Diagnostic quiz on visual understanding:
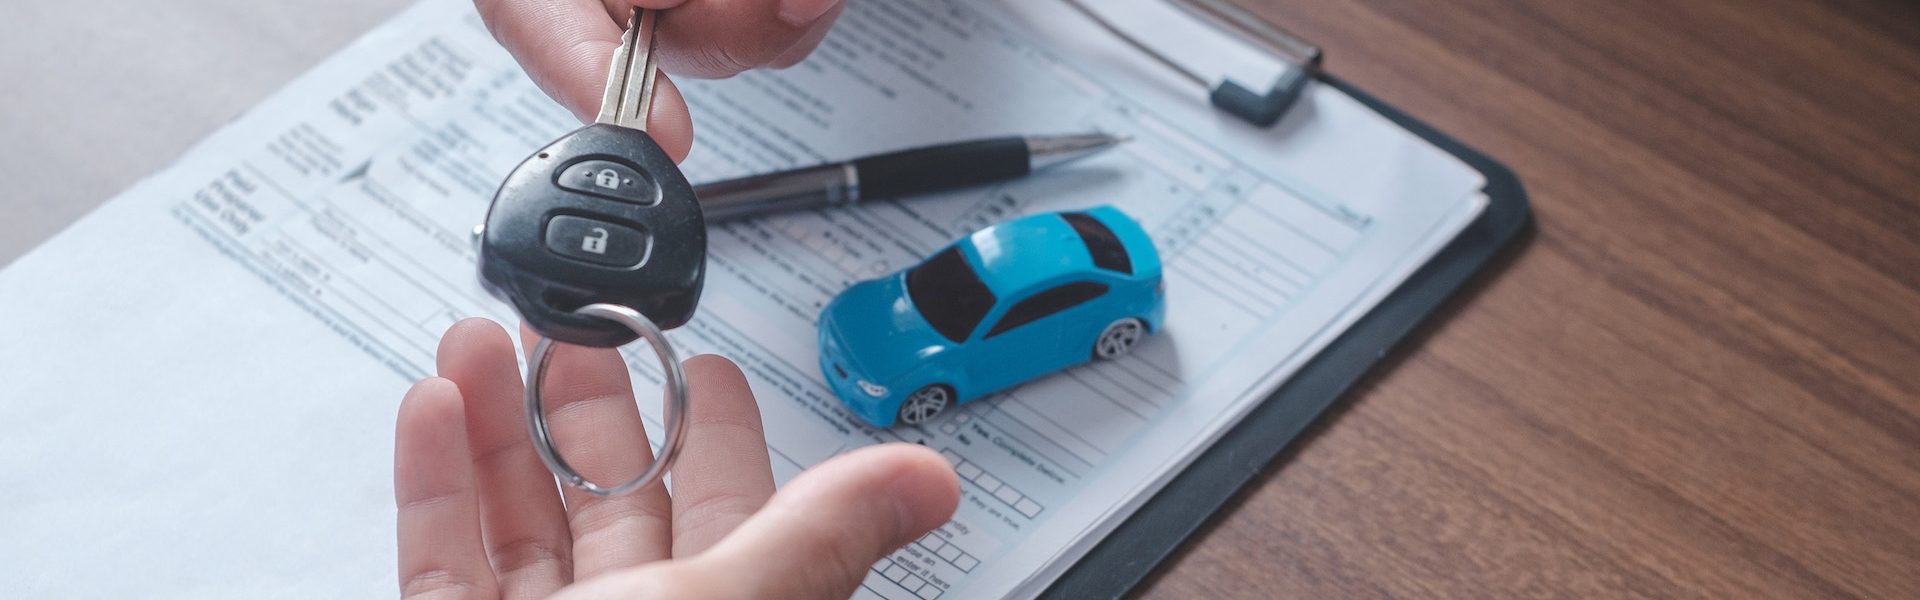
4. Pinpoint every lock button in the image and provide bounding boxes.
[556,160,659,205]
[544,215,650,268]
